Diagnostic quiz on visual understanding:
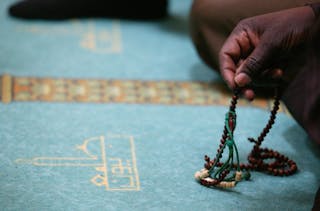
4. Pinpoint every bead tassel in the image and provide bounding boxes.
[196,88,298,187]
